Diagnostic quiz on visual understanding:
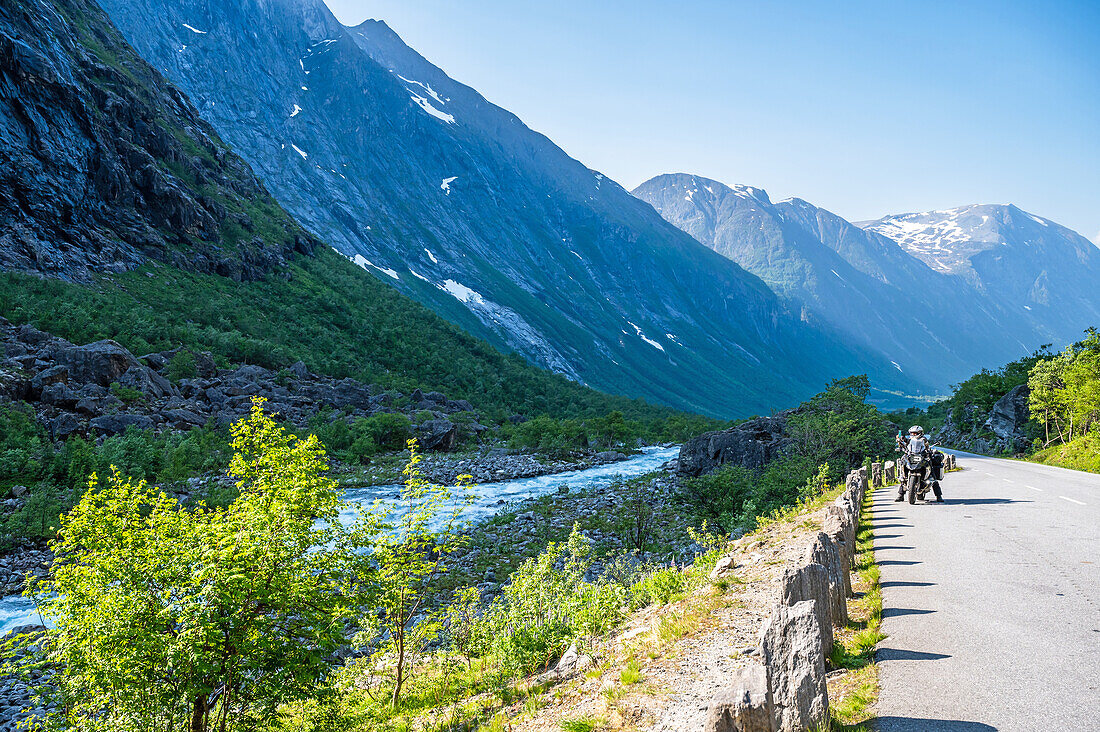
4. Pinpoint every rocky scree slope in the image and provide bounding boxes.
[0,316,484,447]
[97,0,915,417]
[0,0,318,281]
[634,174,1098,394]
